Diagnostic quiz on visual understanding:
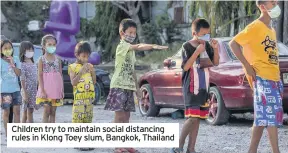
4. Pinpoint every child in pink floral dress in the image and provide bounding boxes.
[36,34,64,123]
